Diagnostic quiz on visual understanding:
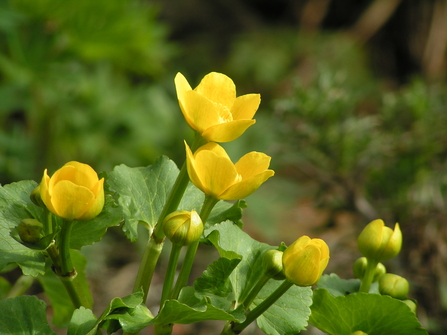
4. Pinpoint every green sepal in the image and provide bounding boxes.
[309,288,427,335]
